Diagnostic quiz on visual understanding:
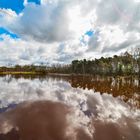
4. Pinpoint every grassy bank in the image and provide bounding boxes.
[0,71,40,75]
